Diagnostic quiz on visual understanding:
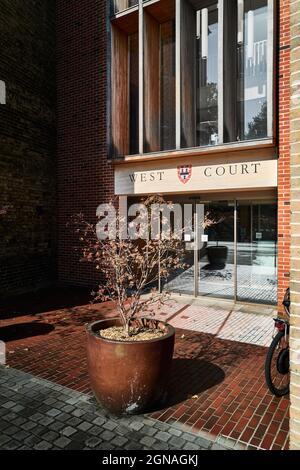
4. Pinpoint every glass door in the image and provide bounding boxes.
[237,201,277,304]
[197,201,235,300]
